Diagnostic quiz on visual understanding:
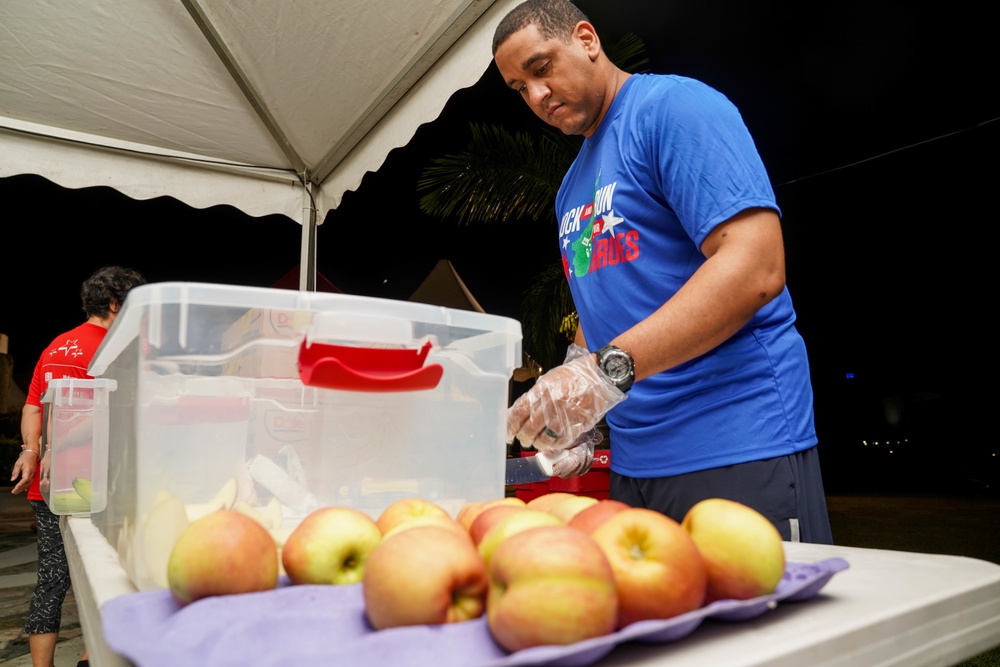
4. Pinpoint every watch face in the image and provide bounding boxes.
[598,346,634,391]
[604,353,631,381]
